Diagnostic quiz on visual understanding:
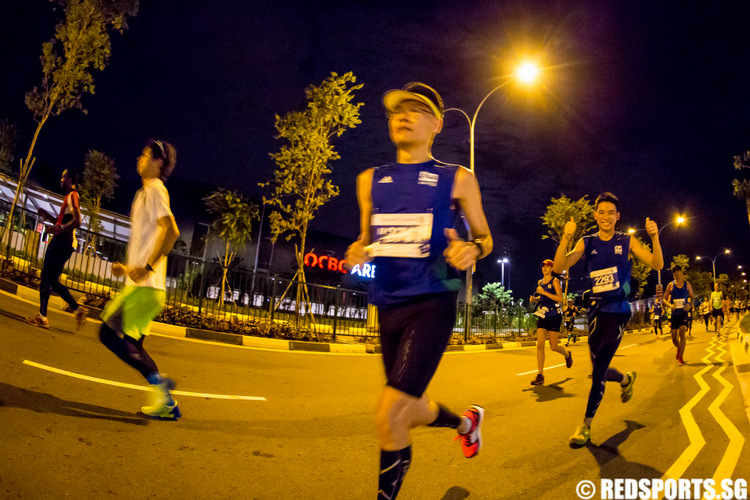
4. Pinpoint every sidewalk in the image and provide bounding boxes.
[1,277,557,354]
